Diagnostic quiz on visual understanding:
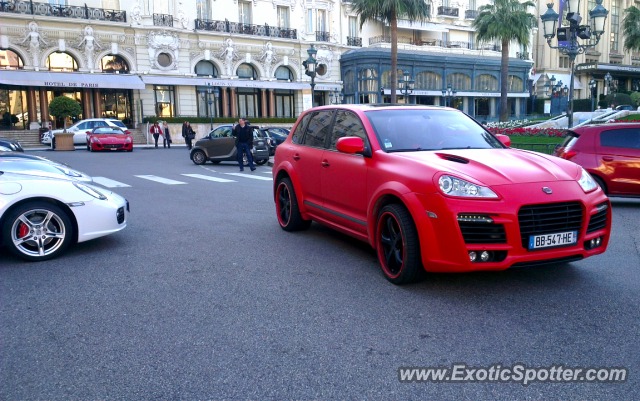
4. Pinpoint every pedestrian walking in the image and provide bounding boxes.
[162,121,172,148]
[150,122,162,148]
[182,121,195,150]
[233,118,255,172]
